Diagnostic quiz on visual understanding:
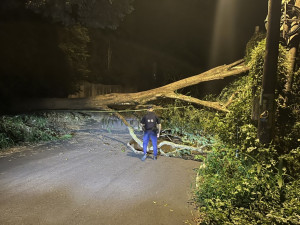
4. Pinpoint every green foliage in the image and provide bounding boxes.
[215,38,290,153]
[196,146,300,224]
[161,101,215,147]
[0,115,55,146]
[0,112,87,150]
[246,38,289,94]
[162,37,300,224]
[244,31,266,64]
